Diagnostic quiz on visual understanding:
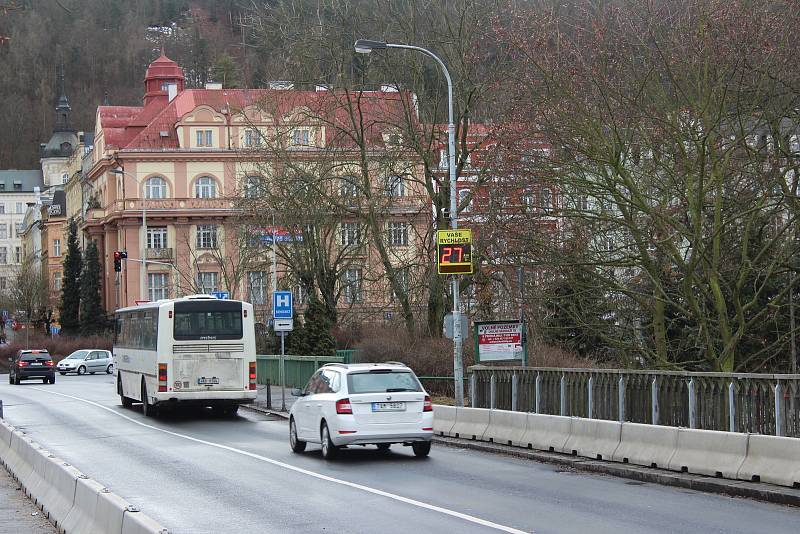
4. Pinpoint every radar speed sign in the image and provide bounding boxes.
[437,229,473,275]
